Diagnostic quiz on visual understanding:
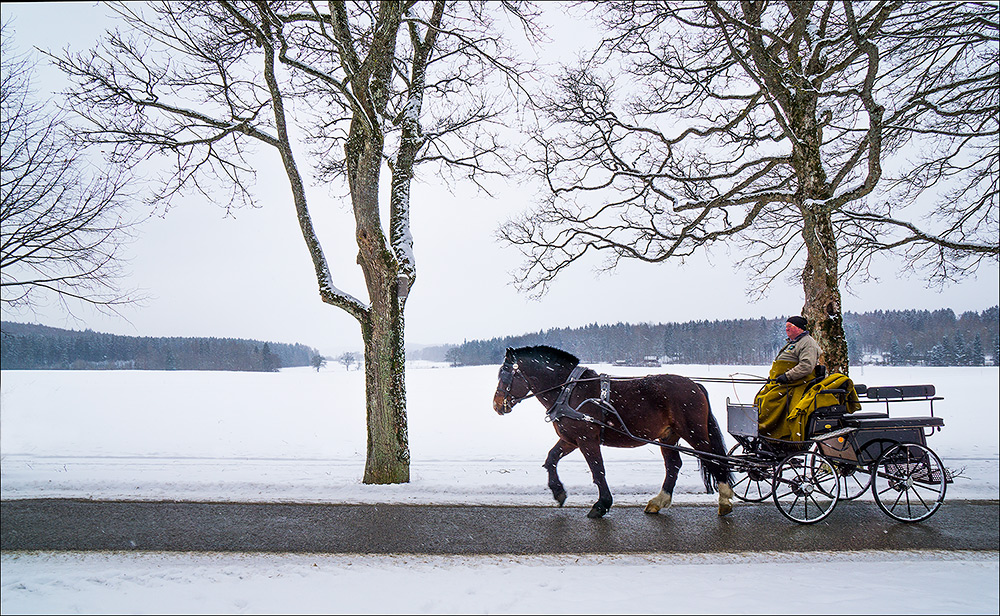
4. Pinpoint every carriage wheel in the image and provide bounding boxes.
[836,439,893,500]
[727,442,774,502]
[872,443,947,523]
[772,451,840,524]
[836,462,873,500]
